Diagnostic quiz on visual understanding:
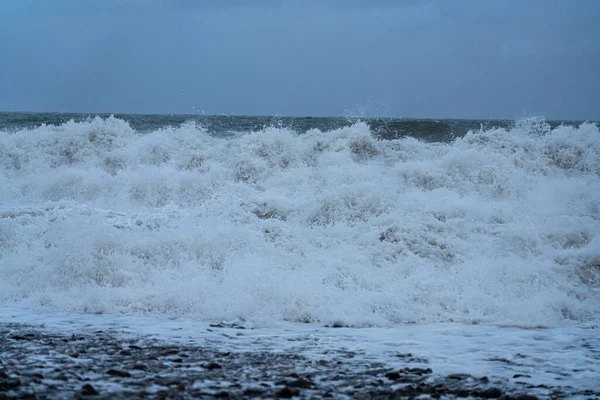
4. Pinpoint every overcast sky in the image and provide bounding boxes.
[0,0,598,119]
